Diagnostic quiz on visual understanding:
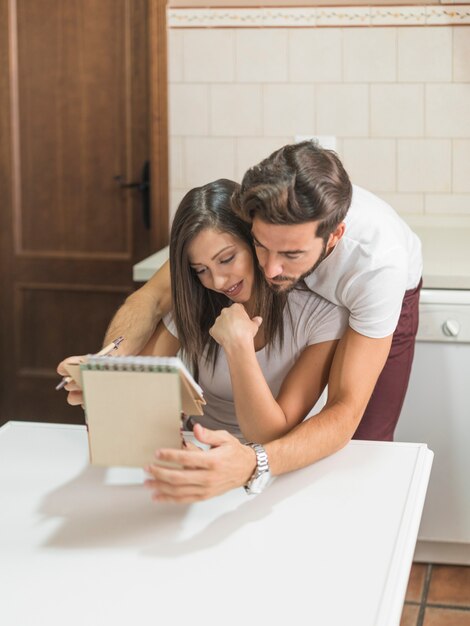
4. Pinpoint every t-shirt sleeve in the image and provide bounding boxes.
[344,265,408,338]
[303,299,349,346]
[162,312,178,338]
